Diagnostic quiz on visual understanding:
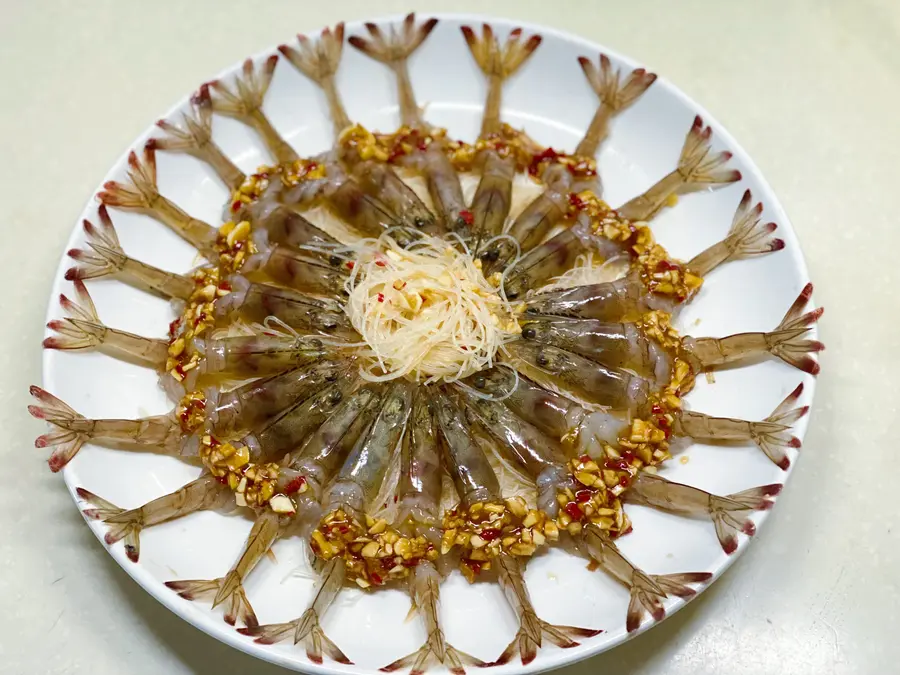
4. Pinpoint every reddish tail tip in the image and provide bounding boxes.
[770,239,786,251]
[125,545,139,563]
[48,456,66,473]
[34,435,48,448]
[308,655,324,665]
[777,456,792,471]
[27,404,45,419]
[742,521,757,537]
[722,537,738,555]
